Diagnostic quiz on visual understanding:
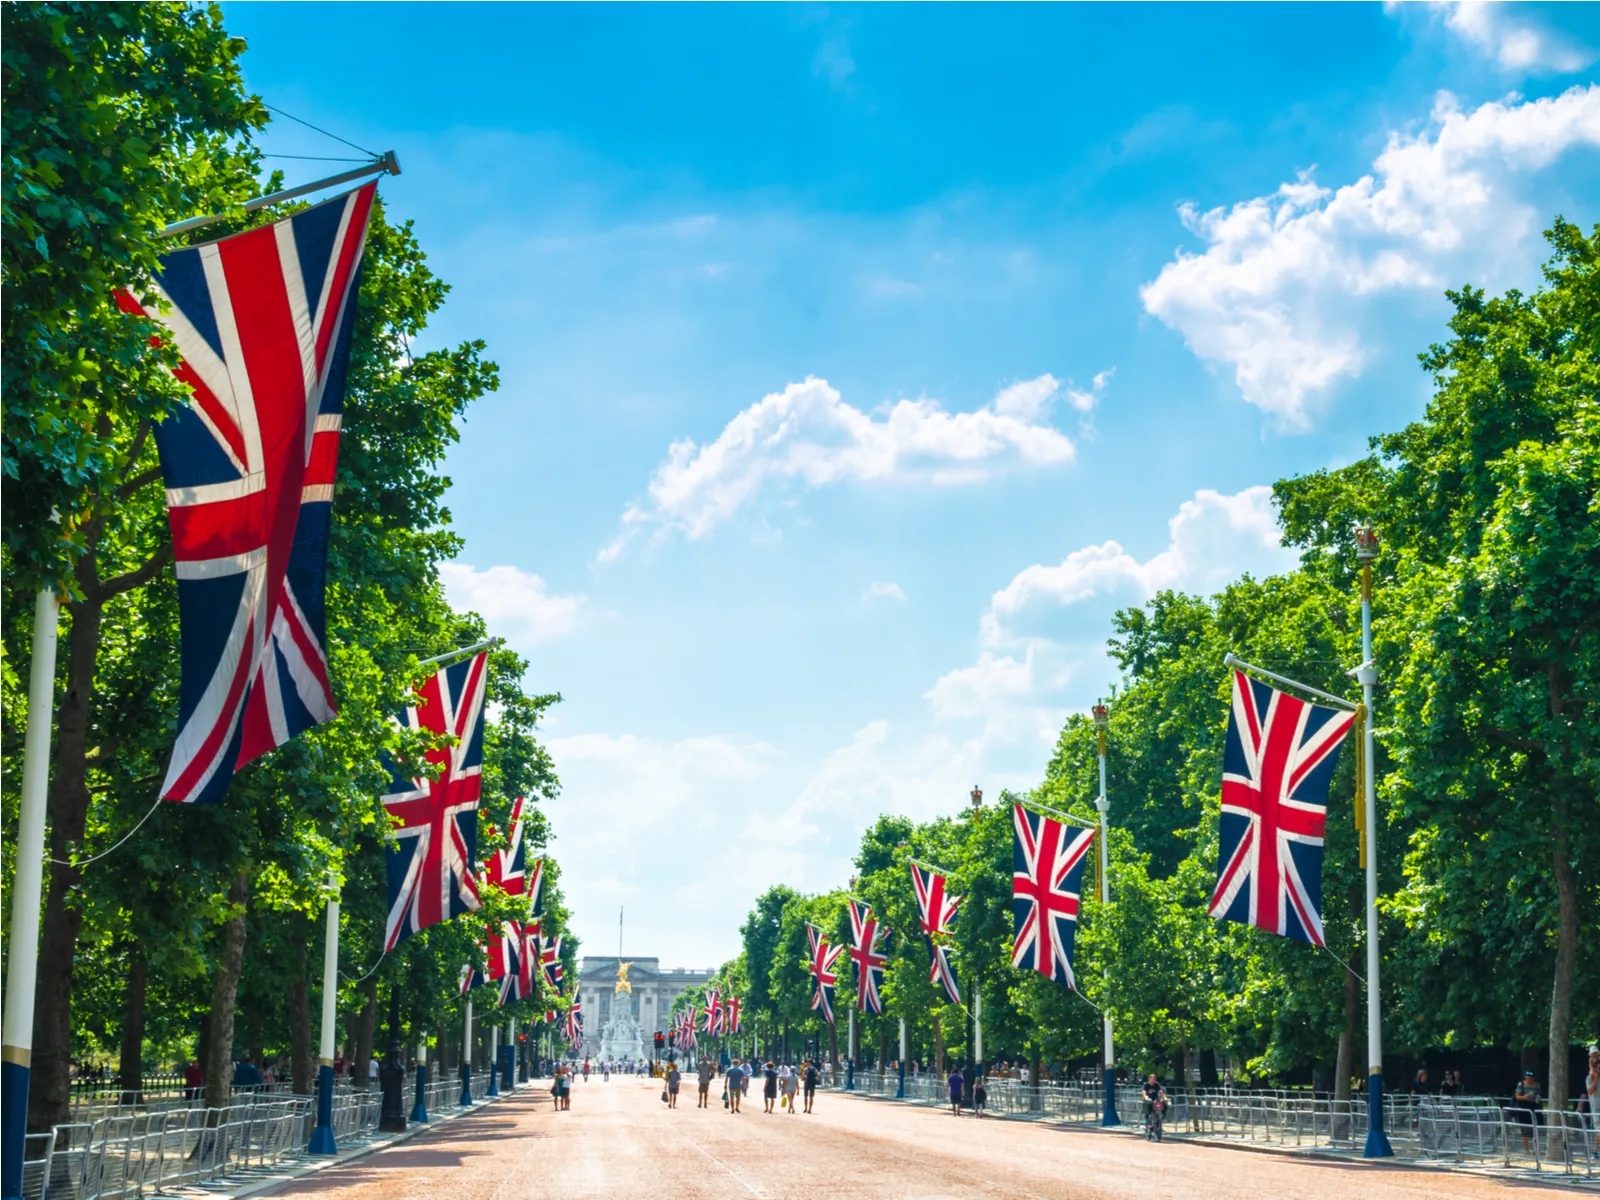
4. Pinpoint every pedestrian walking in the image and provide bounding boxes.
[780,1064,798,1113]
[666,1062,682,1108]
[697,1055,716,1108]
[947,1066,965,1116]
[1584,1050,1599,1151]
[1512,1070,1540,1154]
[803,1060,818,1113]
[725,1060,745,1113]
[973,1073,987,1118]
[763,1061,778,1113]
